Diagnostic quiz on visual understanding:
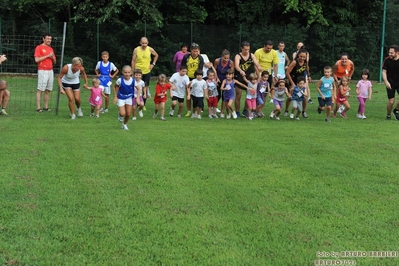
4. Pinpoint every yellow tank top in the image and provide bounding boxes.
[187,56,200,78]
[136,46,151,74]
